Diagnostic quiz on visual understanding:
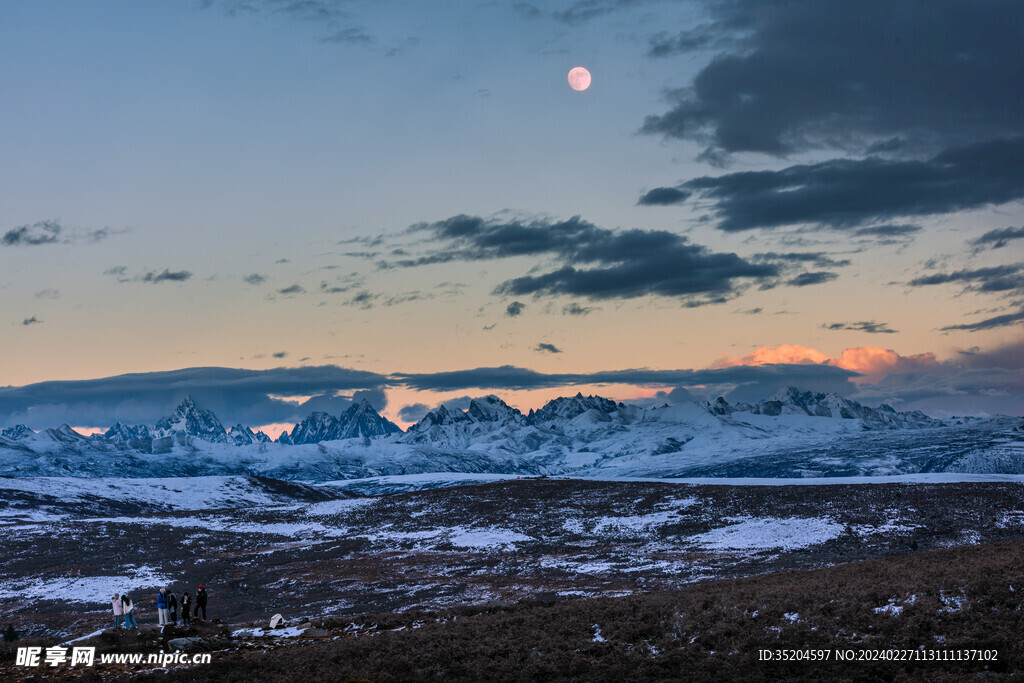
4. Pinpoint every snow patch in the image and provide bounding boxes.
[0,566,170,603]
[690,516,844,551]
